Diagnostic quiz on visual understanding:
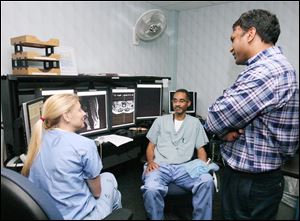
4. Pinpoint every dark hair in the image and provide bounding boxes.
[175,89,190,101]
[232,9,280,45]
